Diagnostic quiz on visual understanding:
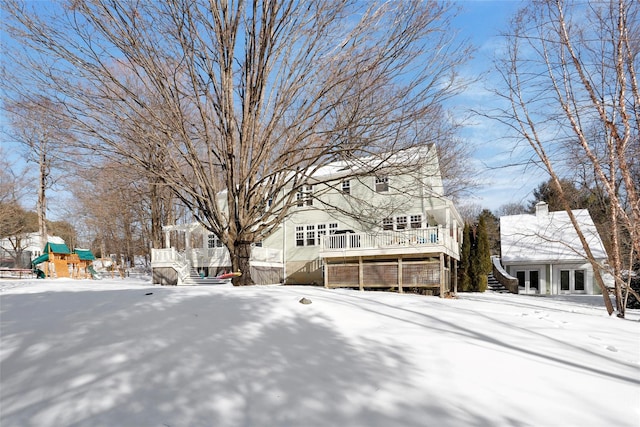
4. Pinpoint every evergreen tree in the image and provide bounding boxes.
[459,223,472,292]
[475,215,491,292]
[479,209,500,256]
